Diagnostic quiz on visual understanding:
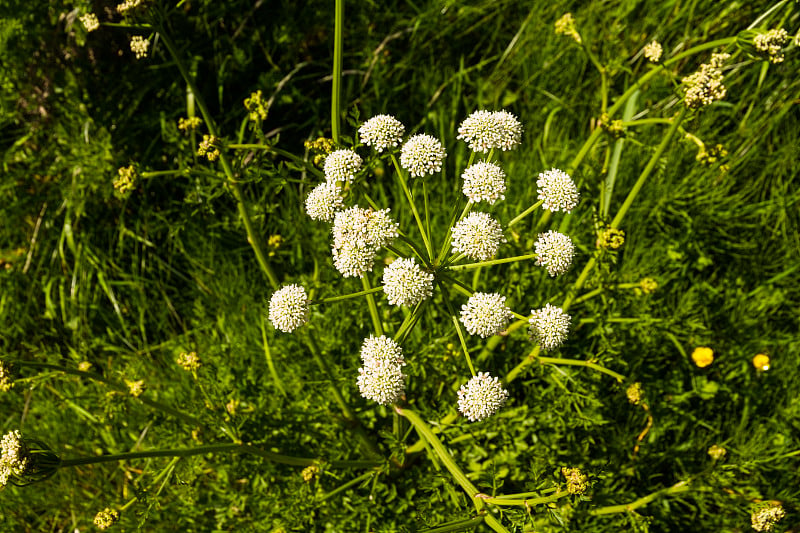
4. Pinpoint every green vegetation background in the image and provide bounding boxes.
[1,0,799,531]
